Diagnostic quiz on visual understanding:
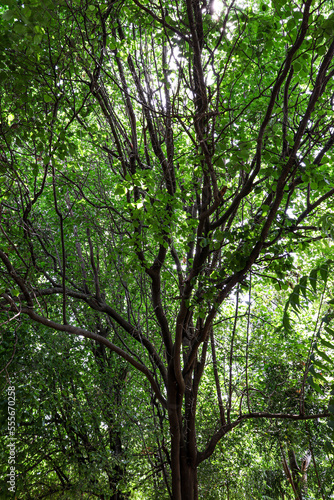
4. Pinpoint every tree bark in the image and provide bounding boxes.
[168,364,199,500]
[180,462,198,500]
